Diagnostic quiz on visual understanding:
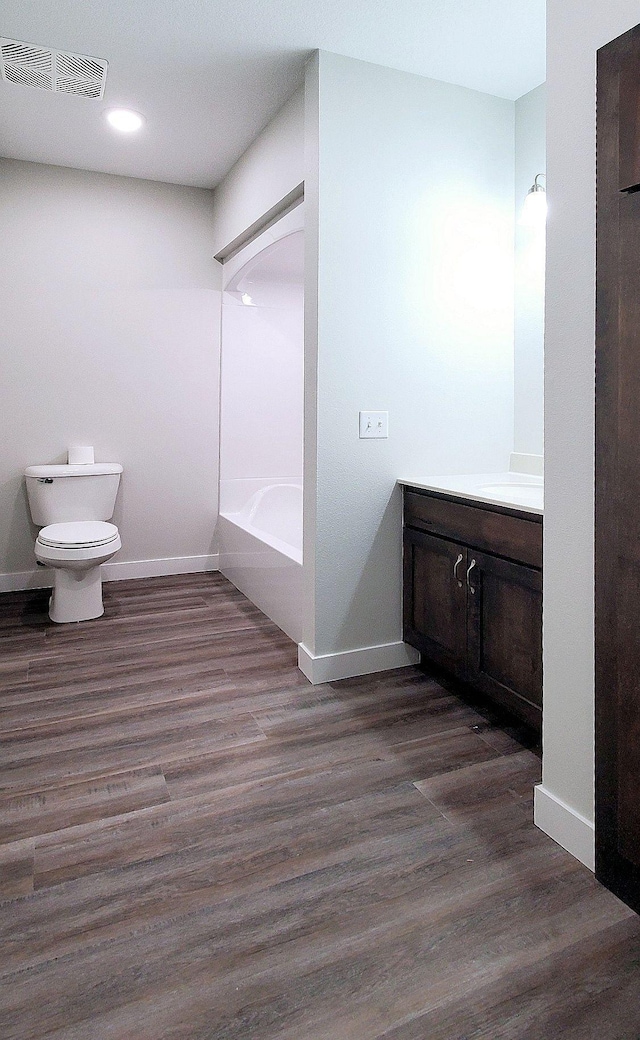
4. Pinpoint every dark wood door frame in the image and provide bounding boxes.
[596,22,640,913]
